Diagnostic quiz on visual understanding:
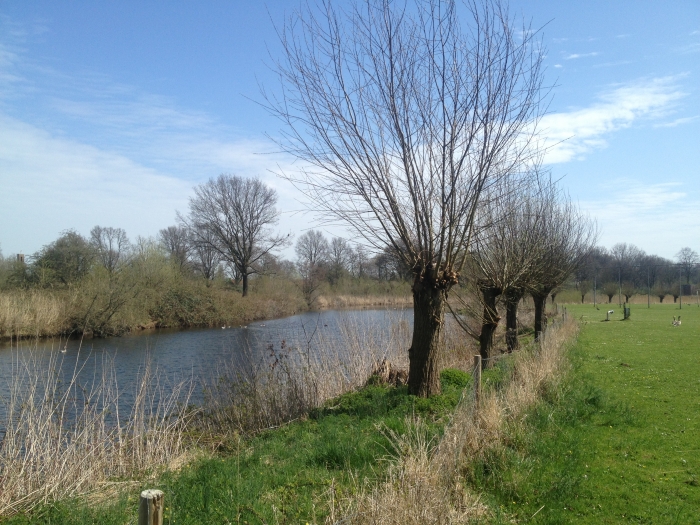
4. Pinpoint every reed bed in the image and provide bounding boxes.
[0,344,194,517]
[341,316,578,524]
[0,291,70,339]
[198,313,412,437]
